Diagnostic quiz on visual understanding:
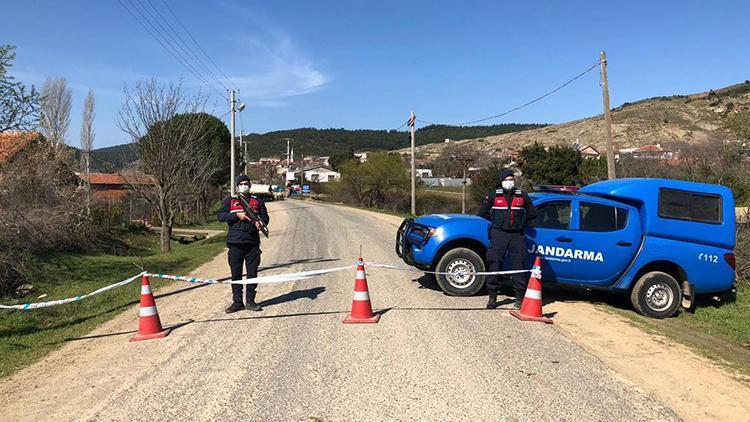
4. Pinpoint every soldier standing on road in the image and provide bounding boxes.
[218,175,270,313]
[478,168,537,310]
